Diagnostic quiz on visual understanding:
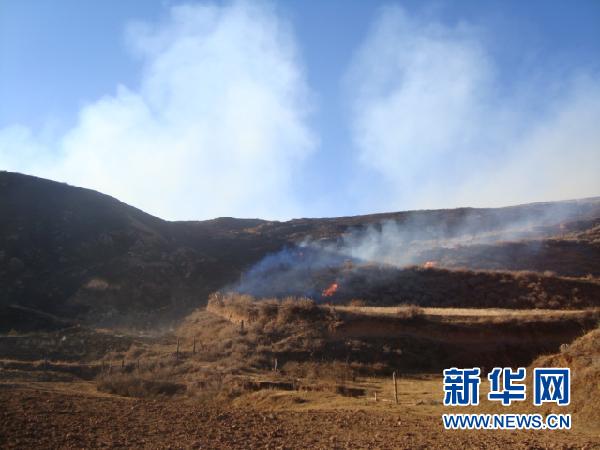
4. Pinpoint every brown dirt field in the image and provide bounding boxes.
[1,380,598,449]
